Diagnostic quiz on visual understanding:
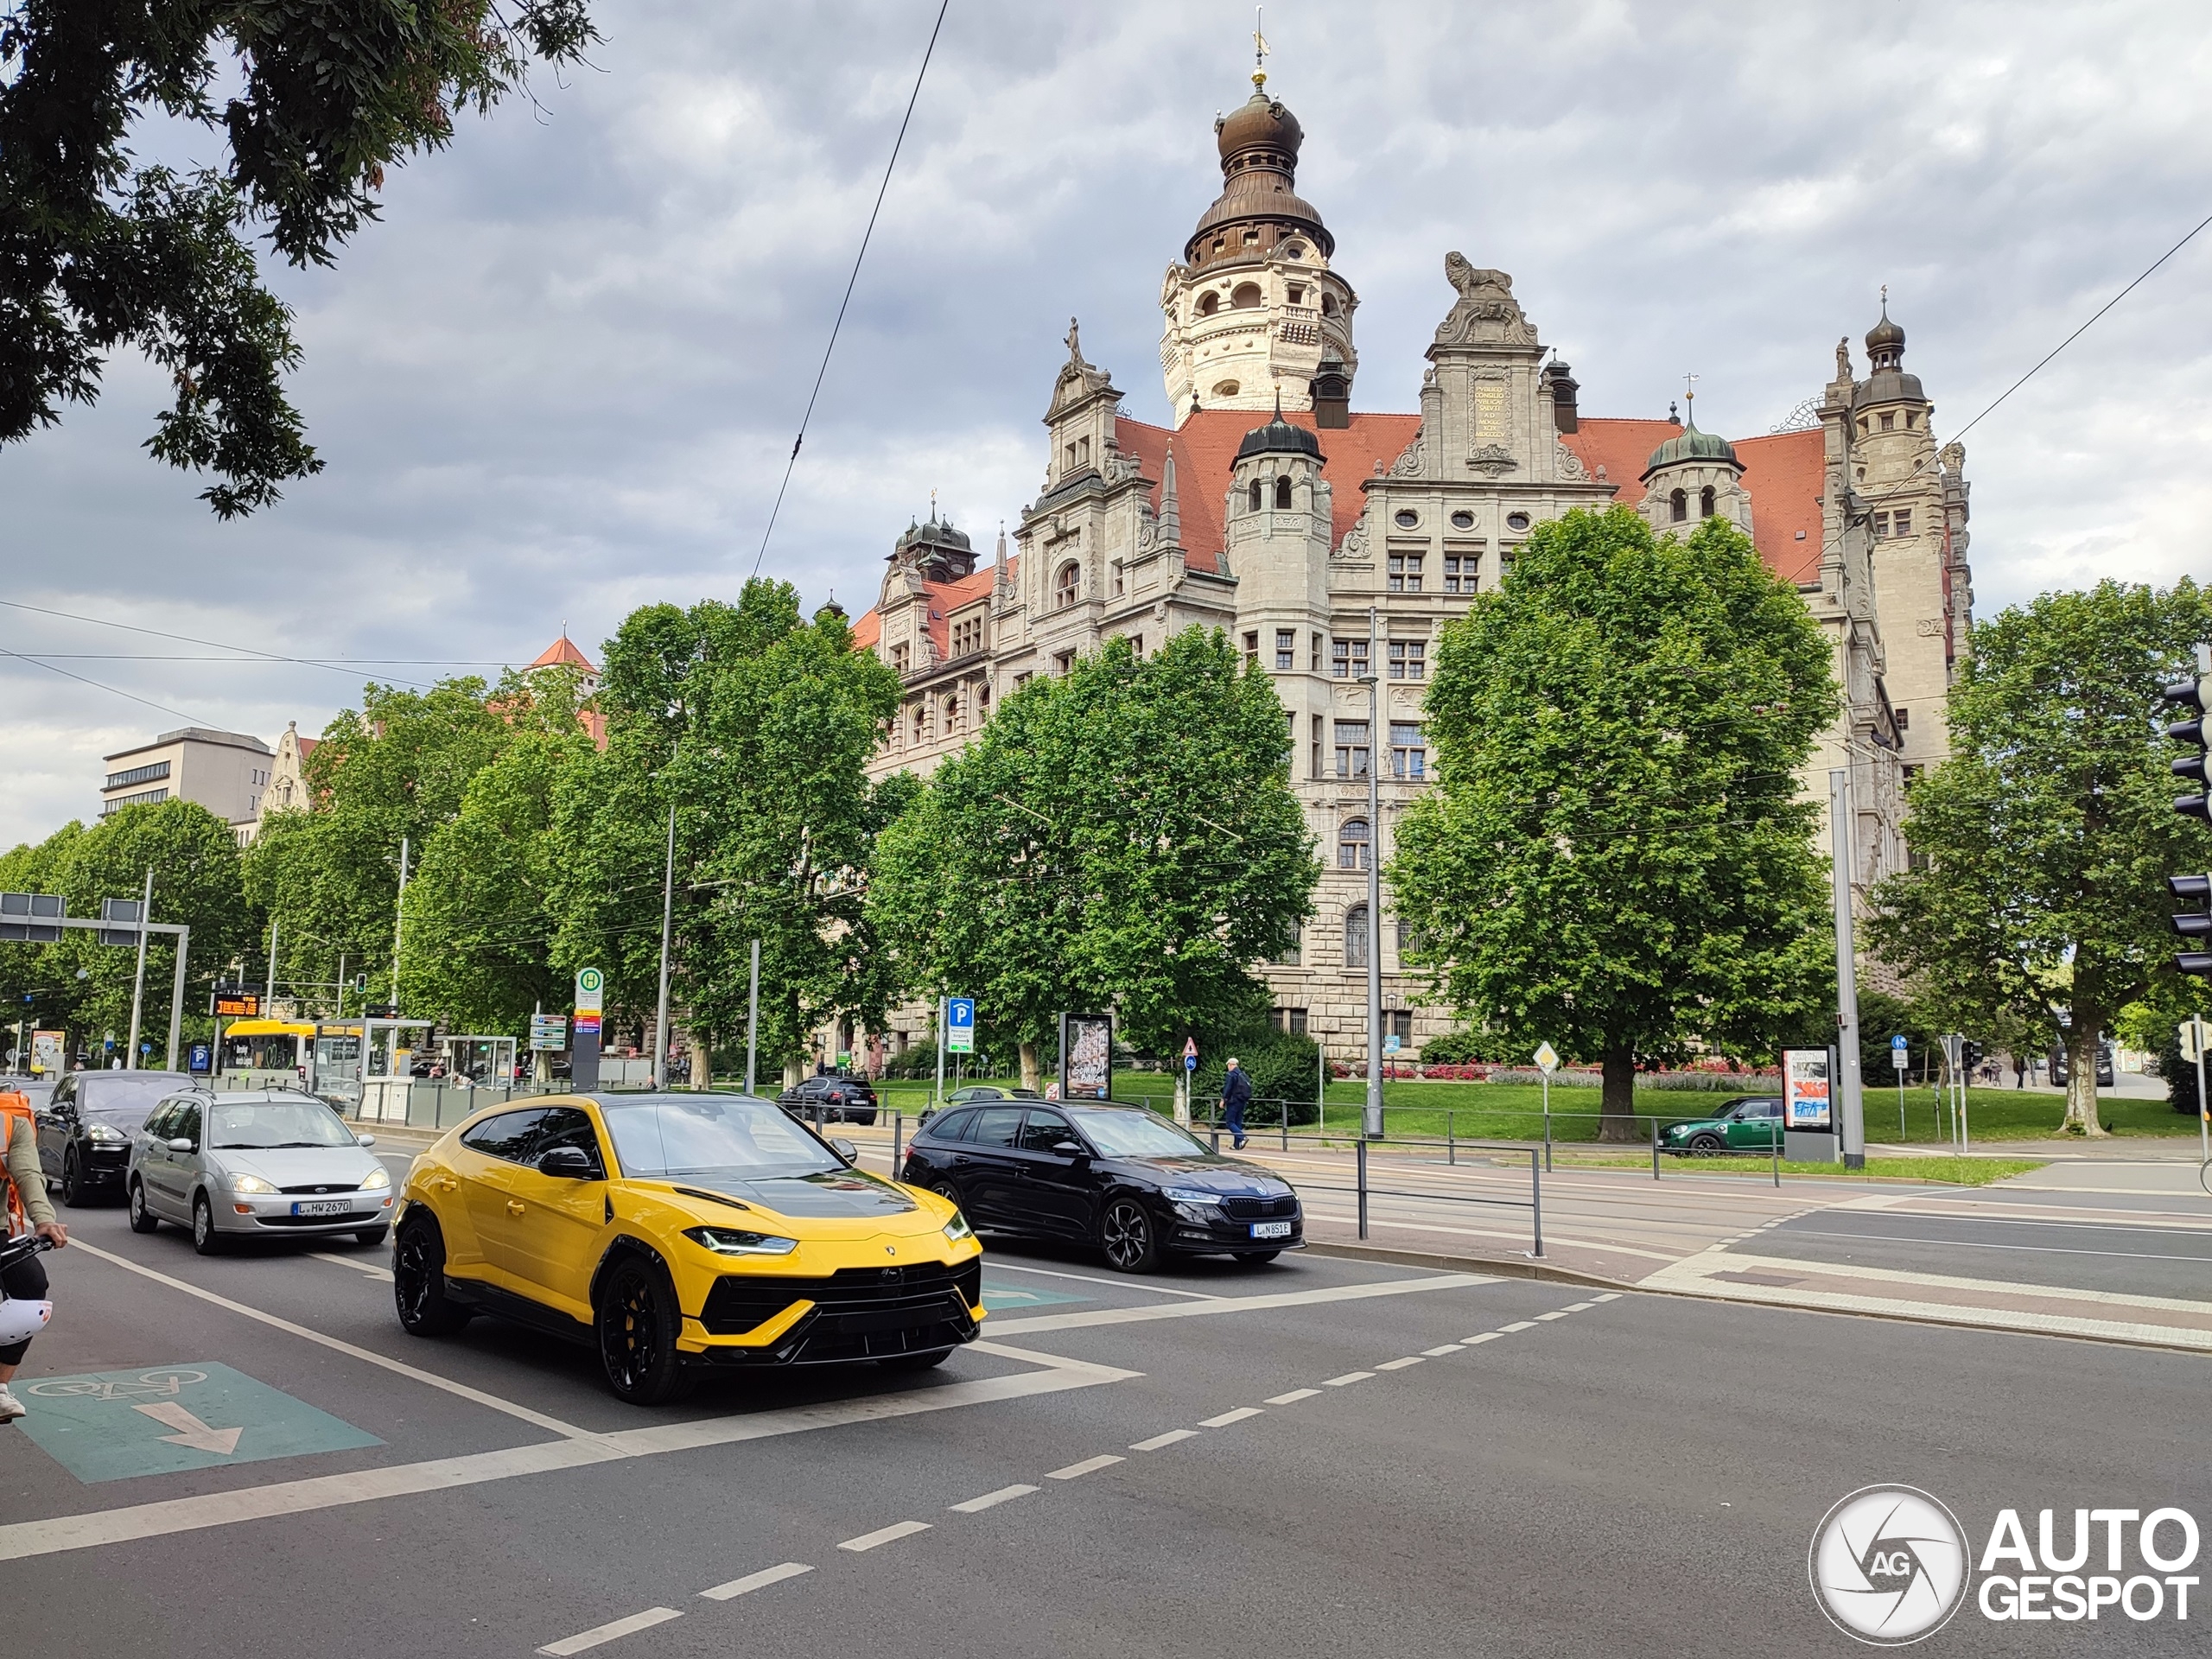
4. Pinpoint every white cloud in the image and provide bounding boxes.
[4,0,2209,847]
